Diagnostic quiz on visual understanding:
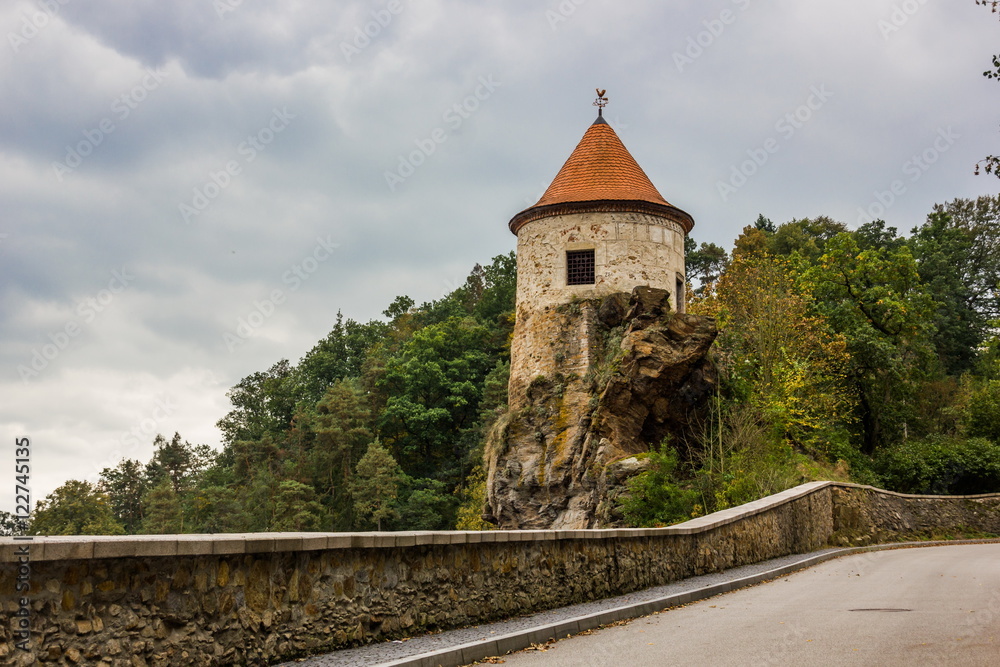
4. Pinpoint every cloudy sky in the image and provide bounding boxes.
[1,0,997,510]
